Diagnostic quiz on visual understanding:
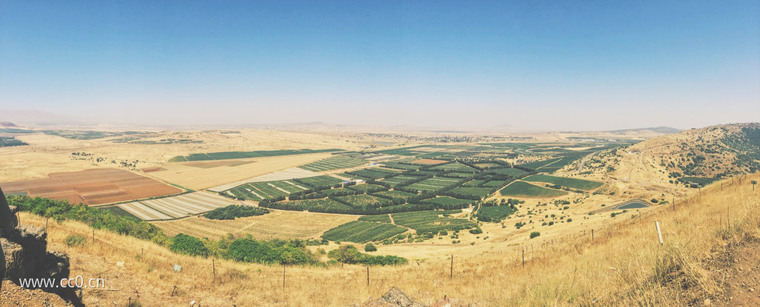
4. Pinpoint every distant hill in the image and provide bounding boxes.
[0,122,17,128]
[631,123,760,178]
[607,126,681,135]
